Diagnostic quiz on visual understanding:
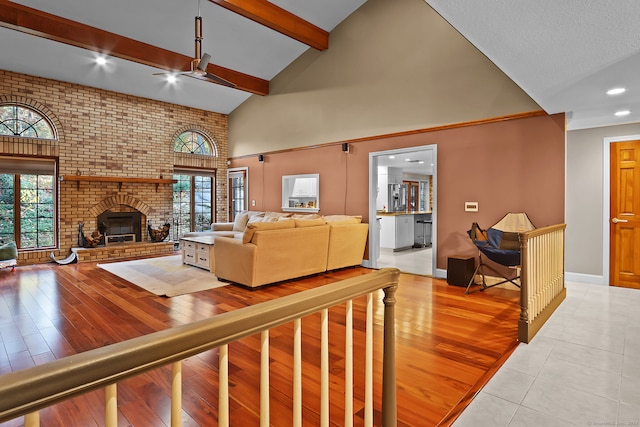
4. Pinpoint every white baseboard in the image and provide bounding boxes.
[564,272,607,286]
